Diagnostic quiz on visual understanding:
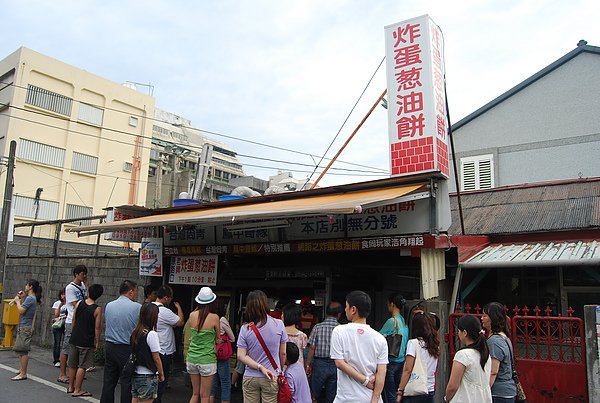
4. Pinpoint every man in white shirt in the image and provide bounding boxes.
[57,264,88,384]
[153,285,184,403]
[330,290,387,403]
